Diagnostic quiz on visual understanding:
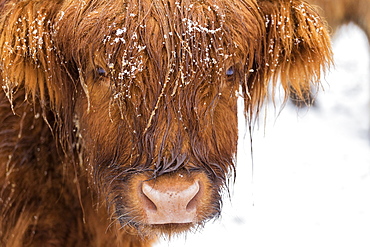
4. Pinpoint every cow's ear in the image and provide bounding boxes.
[259,0,333,98]
[0,1,63,108]
[243,0,332,114]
